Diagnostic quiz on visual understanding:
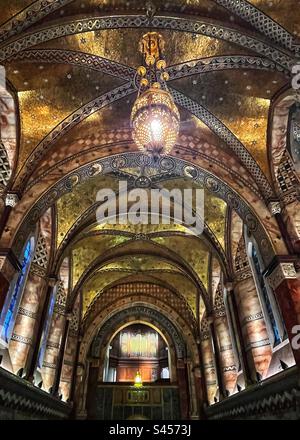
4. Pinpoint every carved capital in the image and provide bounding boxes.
[224,281,234,291]
[268,201,281,215]
[47,276,58,287]
[267,262,298,290]
[5,192,20,207]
